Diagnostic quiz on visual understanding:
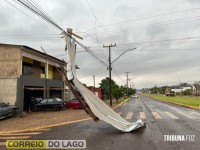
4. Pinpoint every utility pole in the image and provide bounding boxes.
[93,75,95,94]
[41,47,48,99]
[125,72,130,96]
[103,43,116,106]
